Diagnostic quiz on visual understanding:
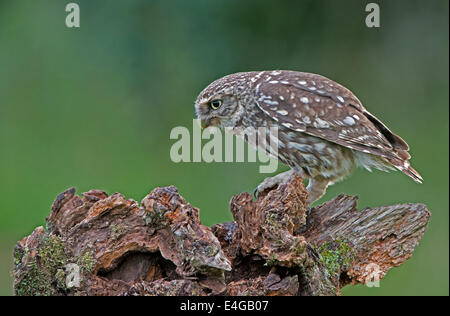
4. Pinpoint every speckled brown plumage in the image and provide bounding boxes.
[195,70,422,204]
